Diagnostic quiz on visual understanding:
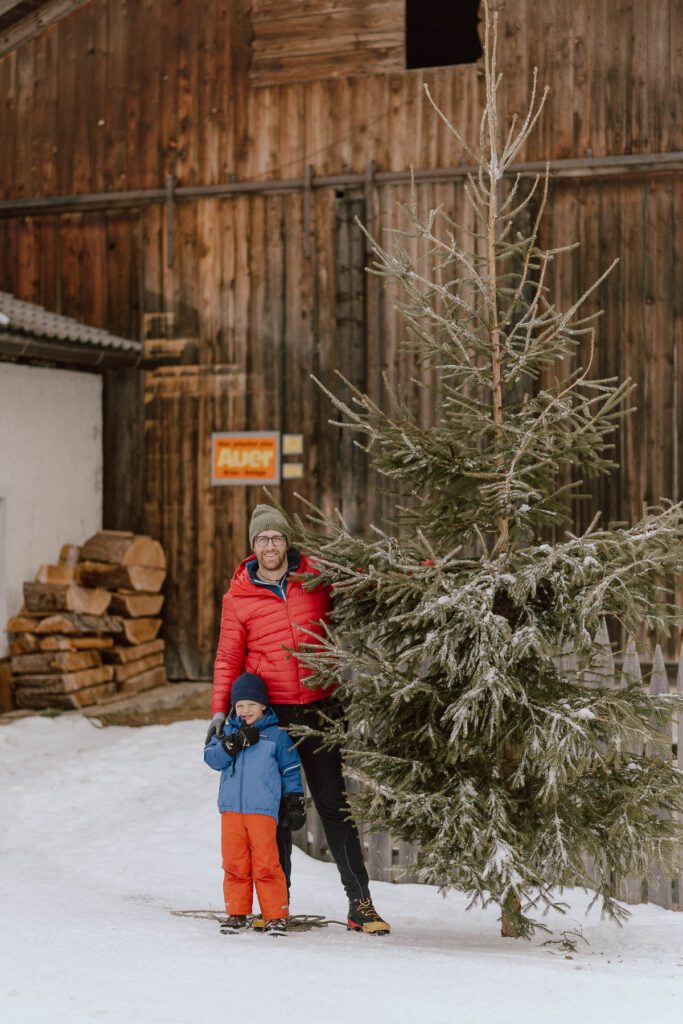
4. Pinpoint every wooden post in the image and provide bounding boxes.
[165,174,175,270]
[0,657,13,713]
[394,839,419,883]
[303,164,313,260]
[366,831,394,885]
[335,192,368,536]
[363,159,375,256]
